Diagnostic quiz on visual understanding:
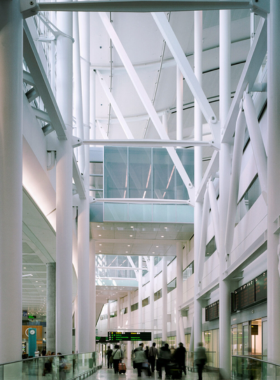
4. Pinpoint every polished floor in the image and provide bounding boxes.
[88,364,218,380]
